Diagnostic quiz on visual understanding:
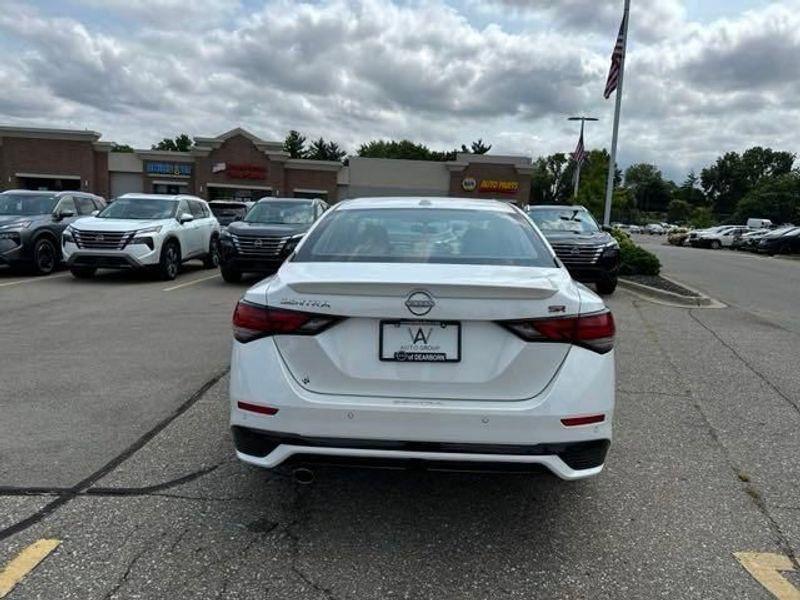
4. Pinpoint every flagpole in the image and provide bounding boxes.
[573,120,584,199]
[603,0,631,227]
